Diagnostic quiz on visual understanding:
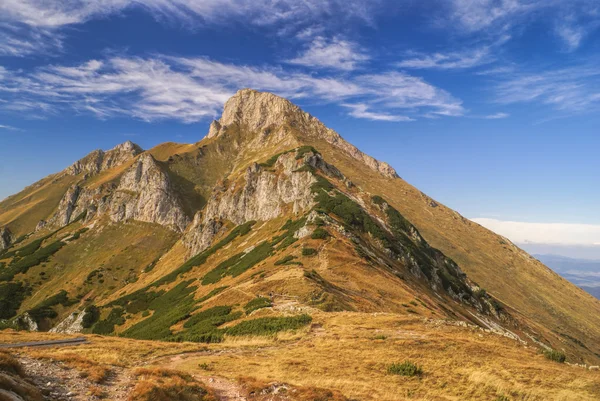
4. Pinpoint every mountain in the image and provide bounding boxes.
[1,89,600,374]
[535,254,600,300]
